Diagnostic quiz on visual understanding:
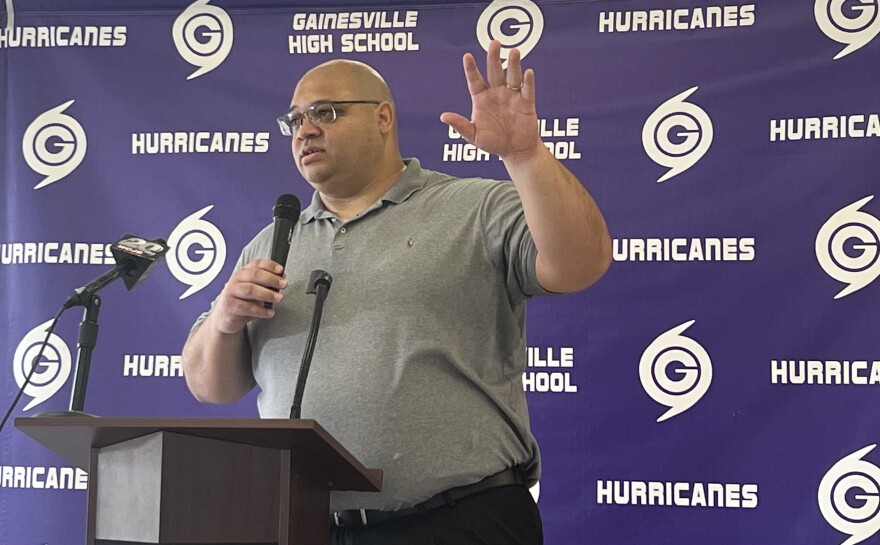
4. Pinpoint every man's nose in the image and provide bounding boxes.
[296,117,321,139]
